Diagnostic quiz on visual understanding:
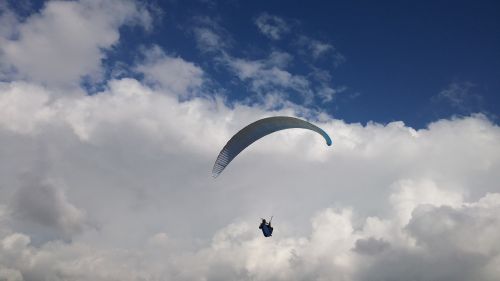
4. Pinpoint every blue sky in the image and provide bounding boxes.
[12,0,500,128]
[1,1,500,280]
